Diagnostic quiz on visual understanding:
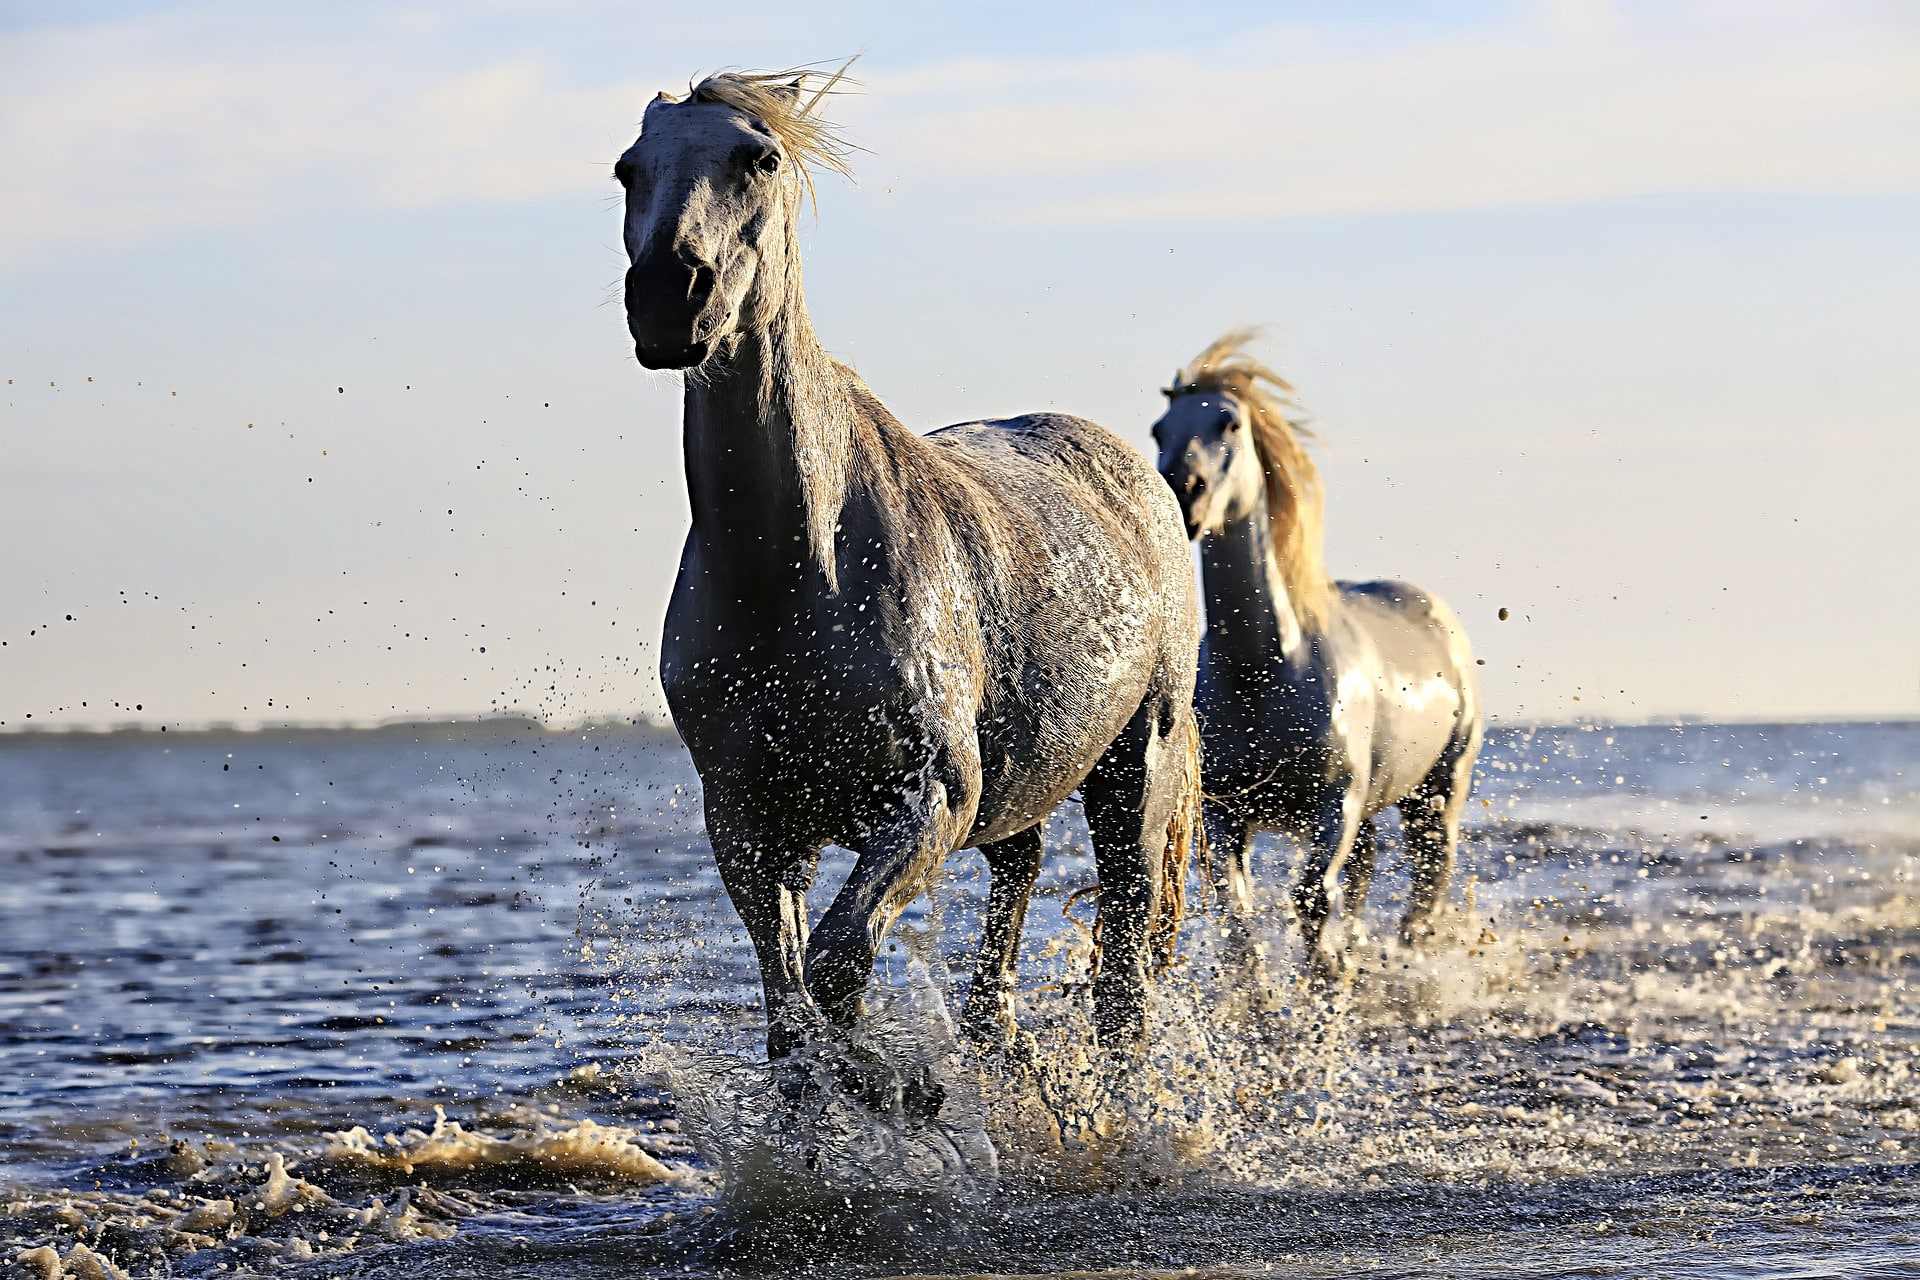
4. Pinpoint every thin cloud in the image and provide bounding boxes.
[852,6,1920,221]
[0,9,654,266]
[2,3,1914,266]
